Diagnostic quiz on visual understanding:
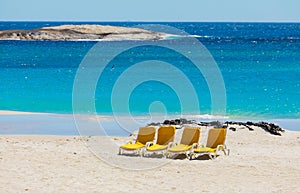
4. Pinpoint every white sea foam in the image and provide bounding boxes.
[162,34,203,40]
[0,34,204,42]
